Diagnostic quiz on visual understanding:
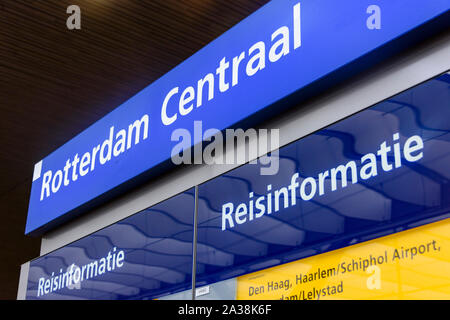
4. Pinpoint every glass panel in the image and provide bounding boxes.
[26,189,195,300]
[195,73,450,294]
